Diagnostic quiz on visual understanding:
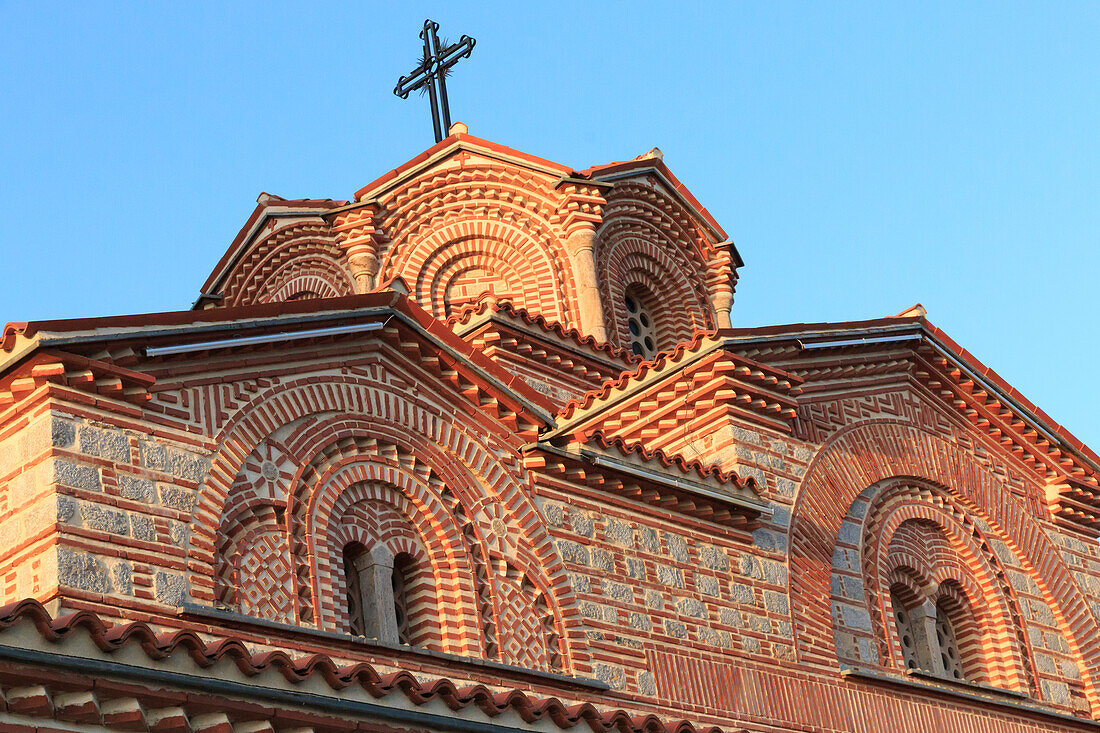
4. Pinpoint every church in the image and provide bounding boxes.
[0,118,1099,733]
